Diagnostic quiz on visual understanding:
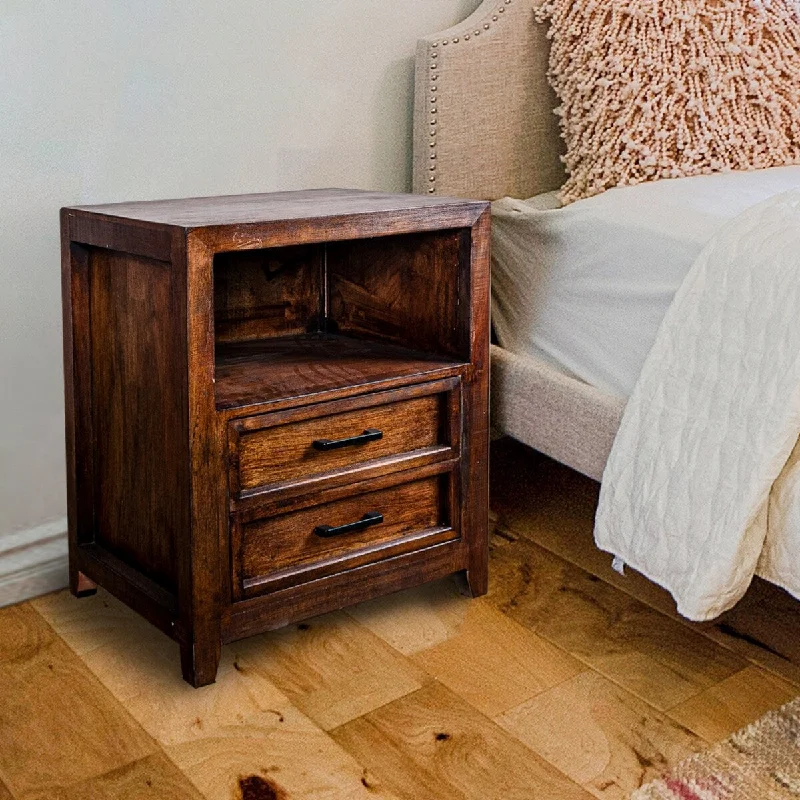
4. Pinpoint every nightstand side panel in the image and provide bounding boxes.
[62,212,192,630]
